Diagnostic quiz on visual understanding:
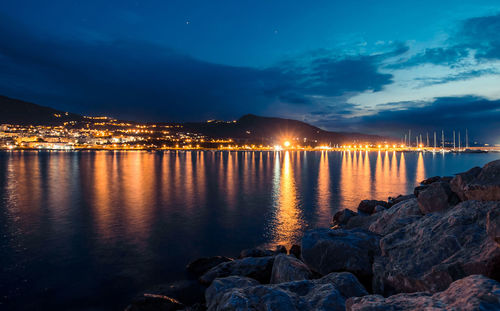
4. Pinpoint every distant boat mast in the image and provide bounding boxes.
[466,129,469,148]
[453,130,456,150]
[441,130,445,150]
